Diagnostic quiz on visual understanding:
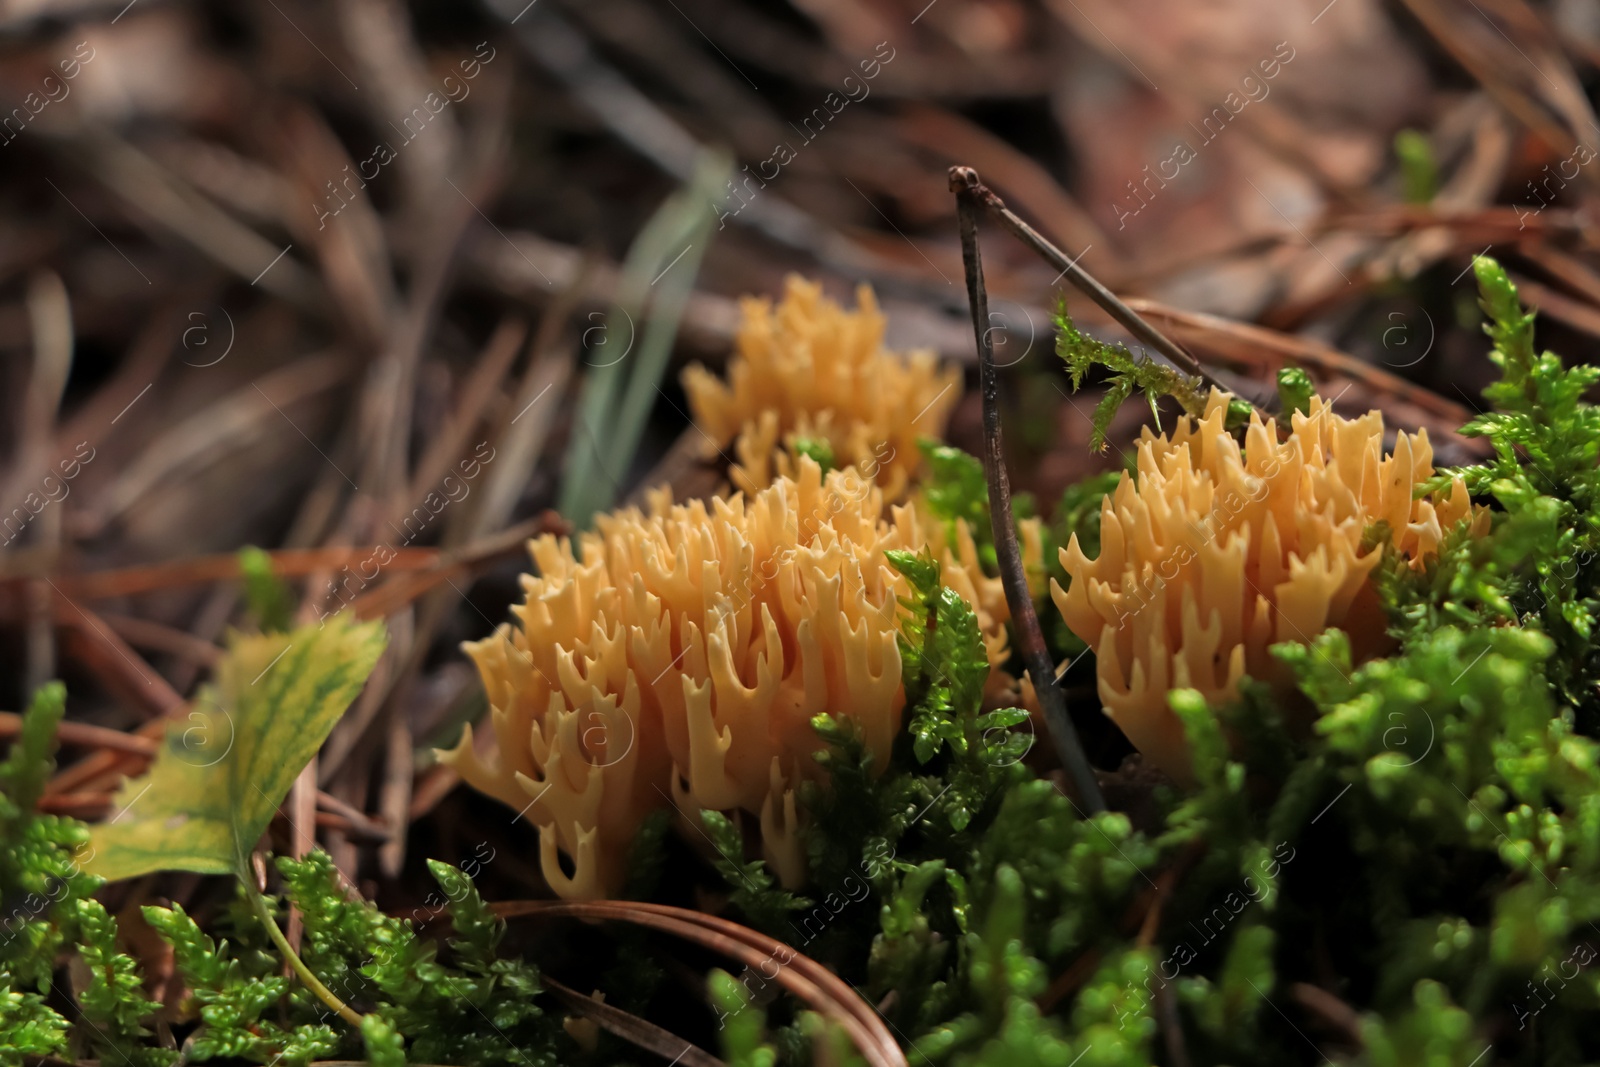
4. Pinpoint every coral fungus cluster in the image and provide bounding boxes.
[1054,390,1486,782]
[443,458,1021,899]
[682,275,960,500]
